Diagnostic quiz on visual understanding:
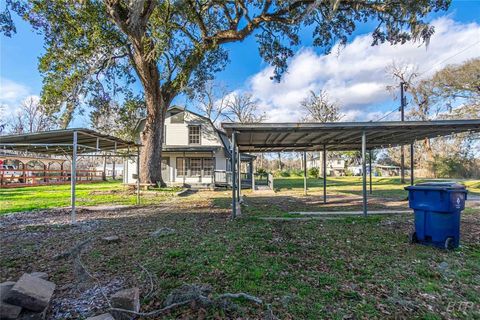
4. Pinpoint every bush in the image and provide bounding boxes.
[430,156,470,178]
[290,169,303,177]
[308,167,319,179]
[279,170,291,177]
[256,168,268,179]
